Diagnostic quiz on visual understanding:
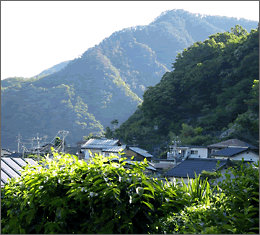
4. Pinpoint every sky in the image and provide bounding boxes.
[1,1,259,80]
